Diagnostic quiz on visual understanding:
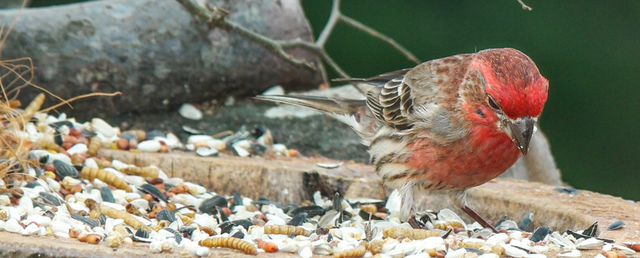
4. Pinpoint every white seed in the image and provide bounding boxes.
[0,195,10,206]
[66,143,88,155]
[444,247,466,258]
[21,223,40,235]
[129,198,149,211]
[195,146,218,157]
[278,238,300,253]
[272,144,288,156]
[91,118,117,138]
[123,175,145,187]
[298,245,312,258]
[576,237,604,250]
[172,194,201,207]
[184,182,207,195]
[138,140,162,152]
[262,85,285,96]
[24,215,51,226]
[232,144,250,157]
[48,153,72,165]
[609,243,636,255]
[51,220,71,237]
[486,232,509,245]
[4,218,23,233]
[46,177,61,192]
[178,103,202,120]
[192,213,217,229]
[502,243,528,257]
[84,158,99,168]
[187,135,214,144]
[149,240,163,253]
[195,246,209,257]
[385,189,402,218]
